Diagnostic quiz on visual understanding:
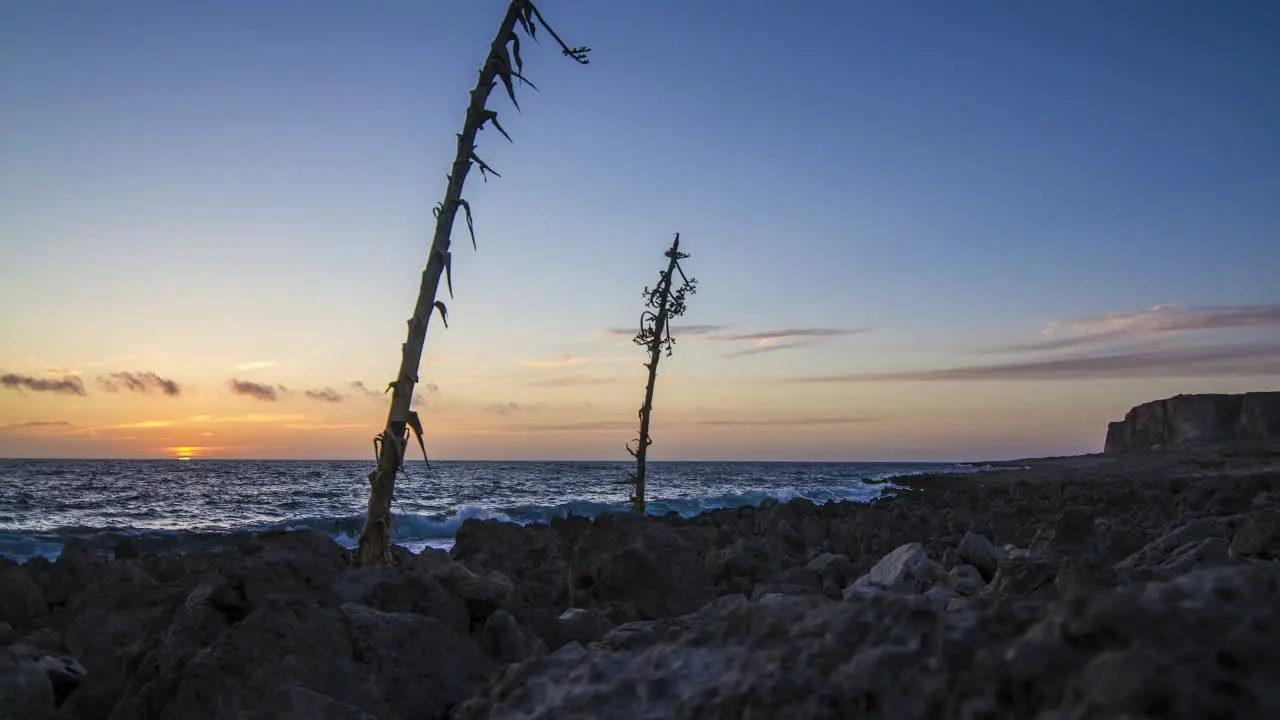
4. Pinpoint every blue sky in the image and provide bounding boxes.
[1,0,1278,460]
